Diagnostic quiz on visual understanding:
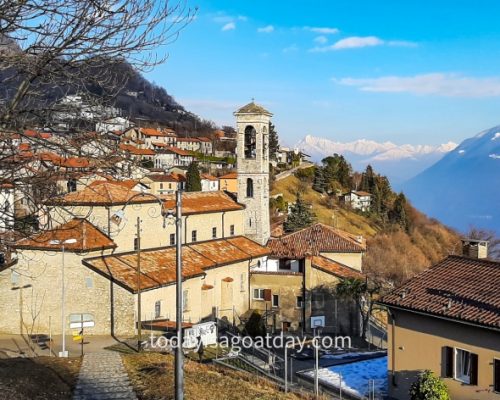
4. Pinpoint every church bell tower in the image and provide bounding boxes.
[234,101,272,245]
